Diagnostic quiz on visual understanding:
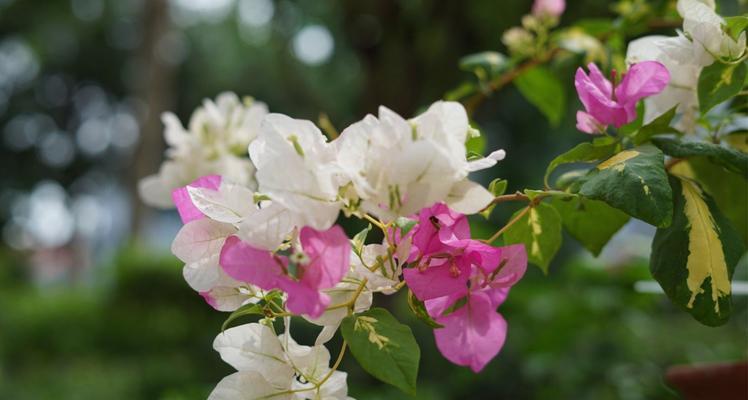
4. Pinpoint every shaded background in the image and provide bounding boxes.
[0,0,746,399]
